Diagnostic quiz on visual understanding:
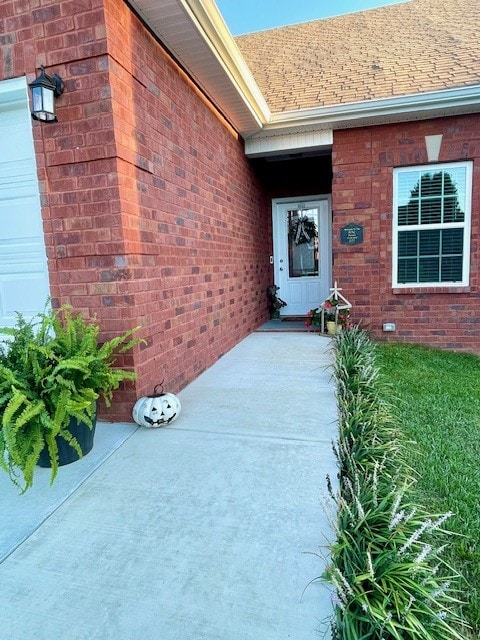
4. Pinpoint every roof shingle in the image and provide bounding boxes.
[235,0,480,113]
